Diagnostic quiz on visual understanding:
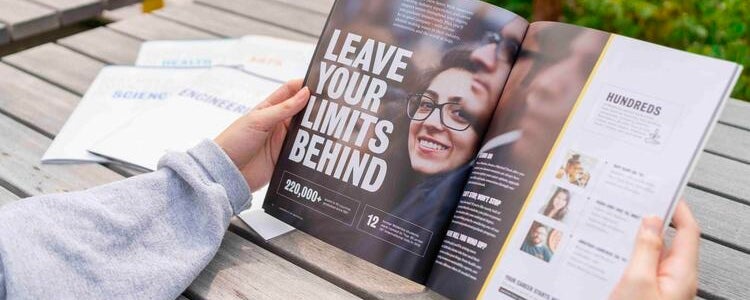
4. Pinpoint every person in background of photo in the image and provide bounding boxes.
[521,222,554,262]
[541,187,570,221]
[362,48,501,279]
[469,17,526,106]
